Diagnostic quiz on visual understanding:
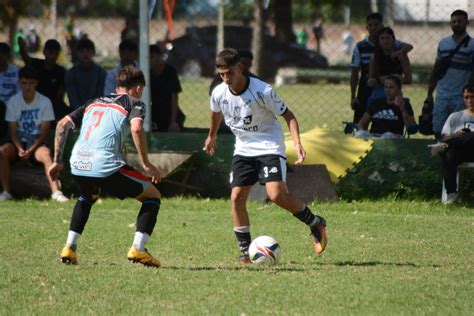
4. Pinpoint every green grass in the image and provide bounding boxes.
[179,80,428,133]
[1,198,472,314]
